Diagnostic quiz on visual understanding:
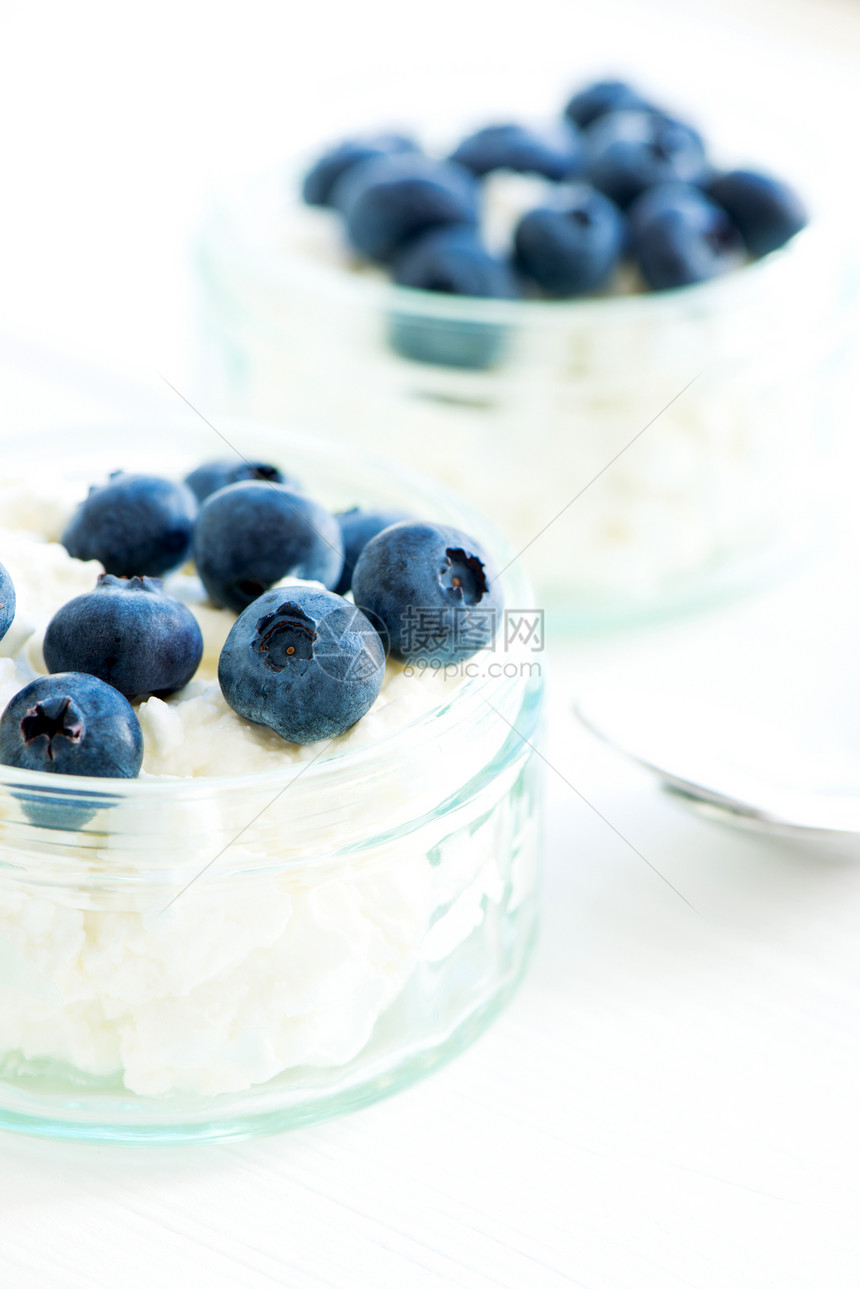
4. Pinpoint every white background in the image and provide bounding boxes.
[2,1,860,1286]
